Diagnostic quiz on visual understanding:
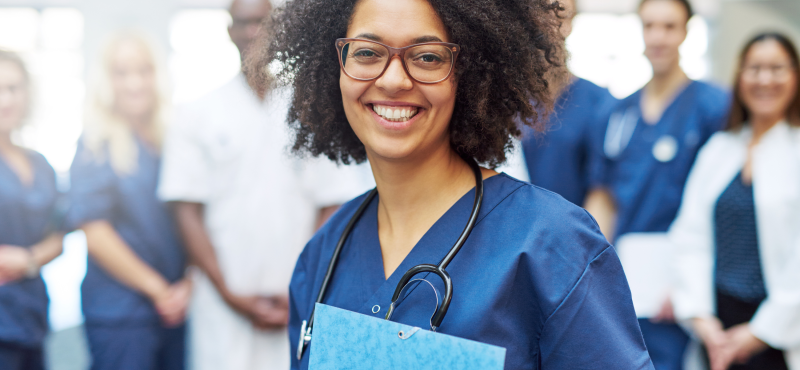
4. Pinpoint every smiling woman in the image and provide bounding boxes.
[247,0,567,167]
[247,0,654,369]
